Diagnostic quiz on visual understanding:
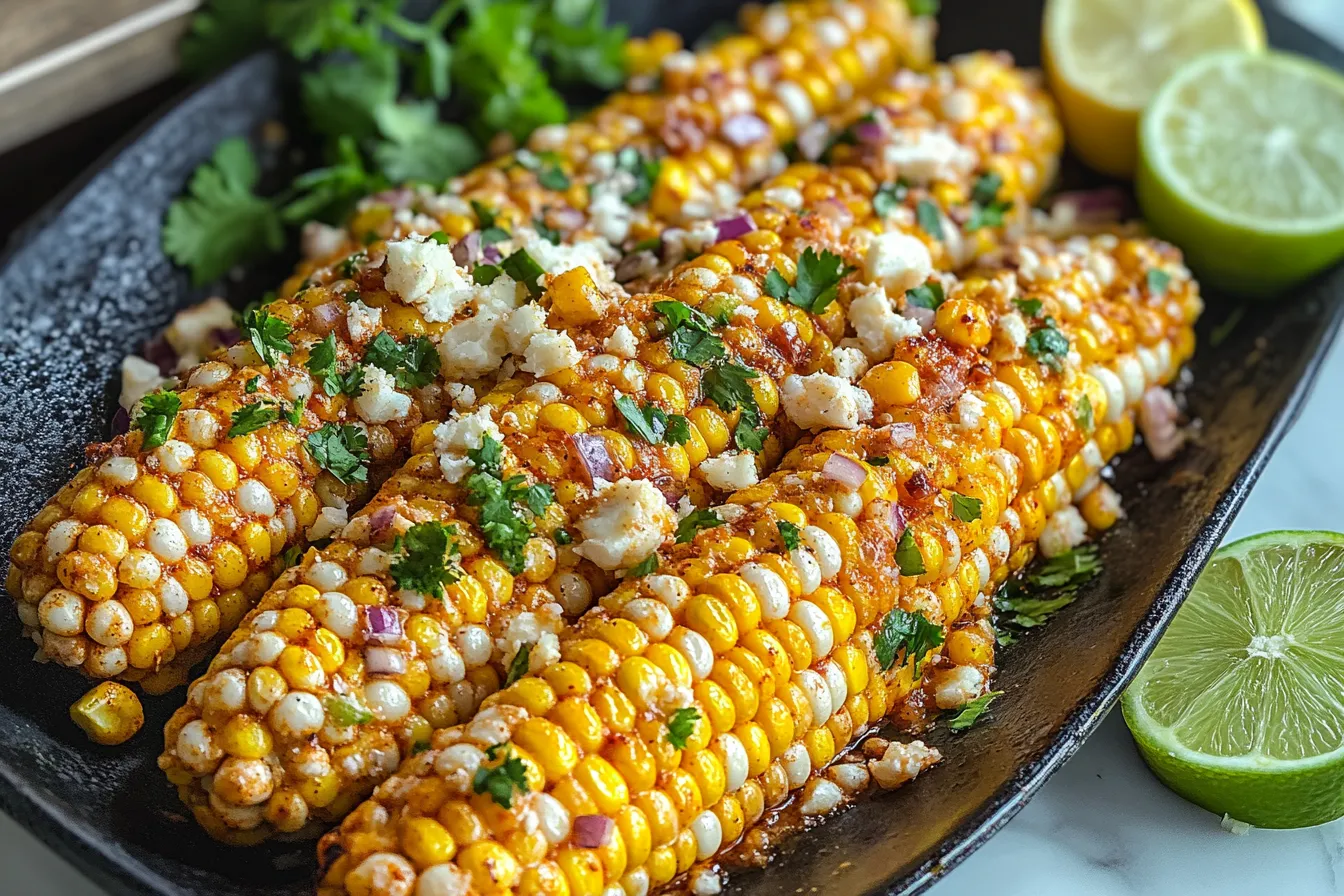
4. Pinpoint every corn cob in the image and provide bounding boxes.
[4,0,927,691]
[312,235,1200,896]
[154,64,1069,839]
